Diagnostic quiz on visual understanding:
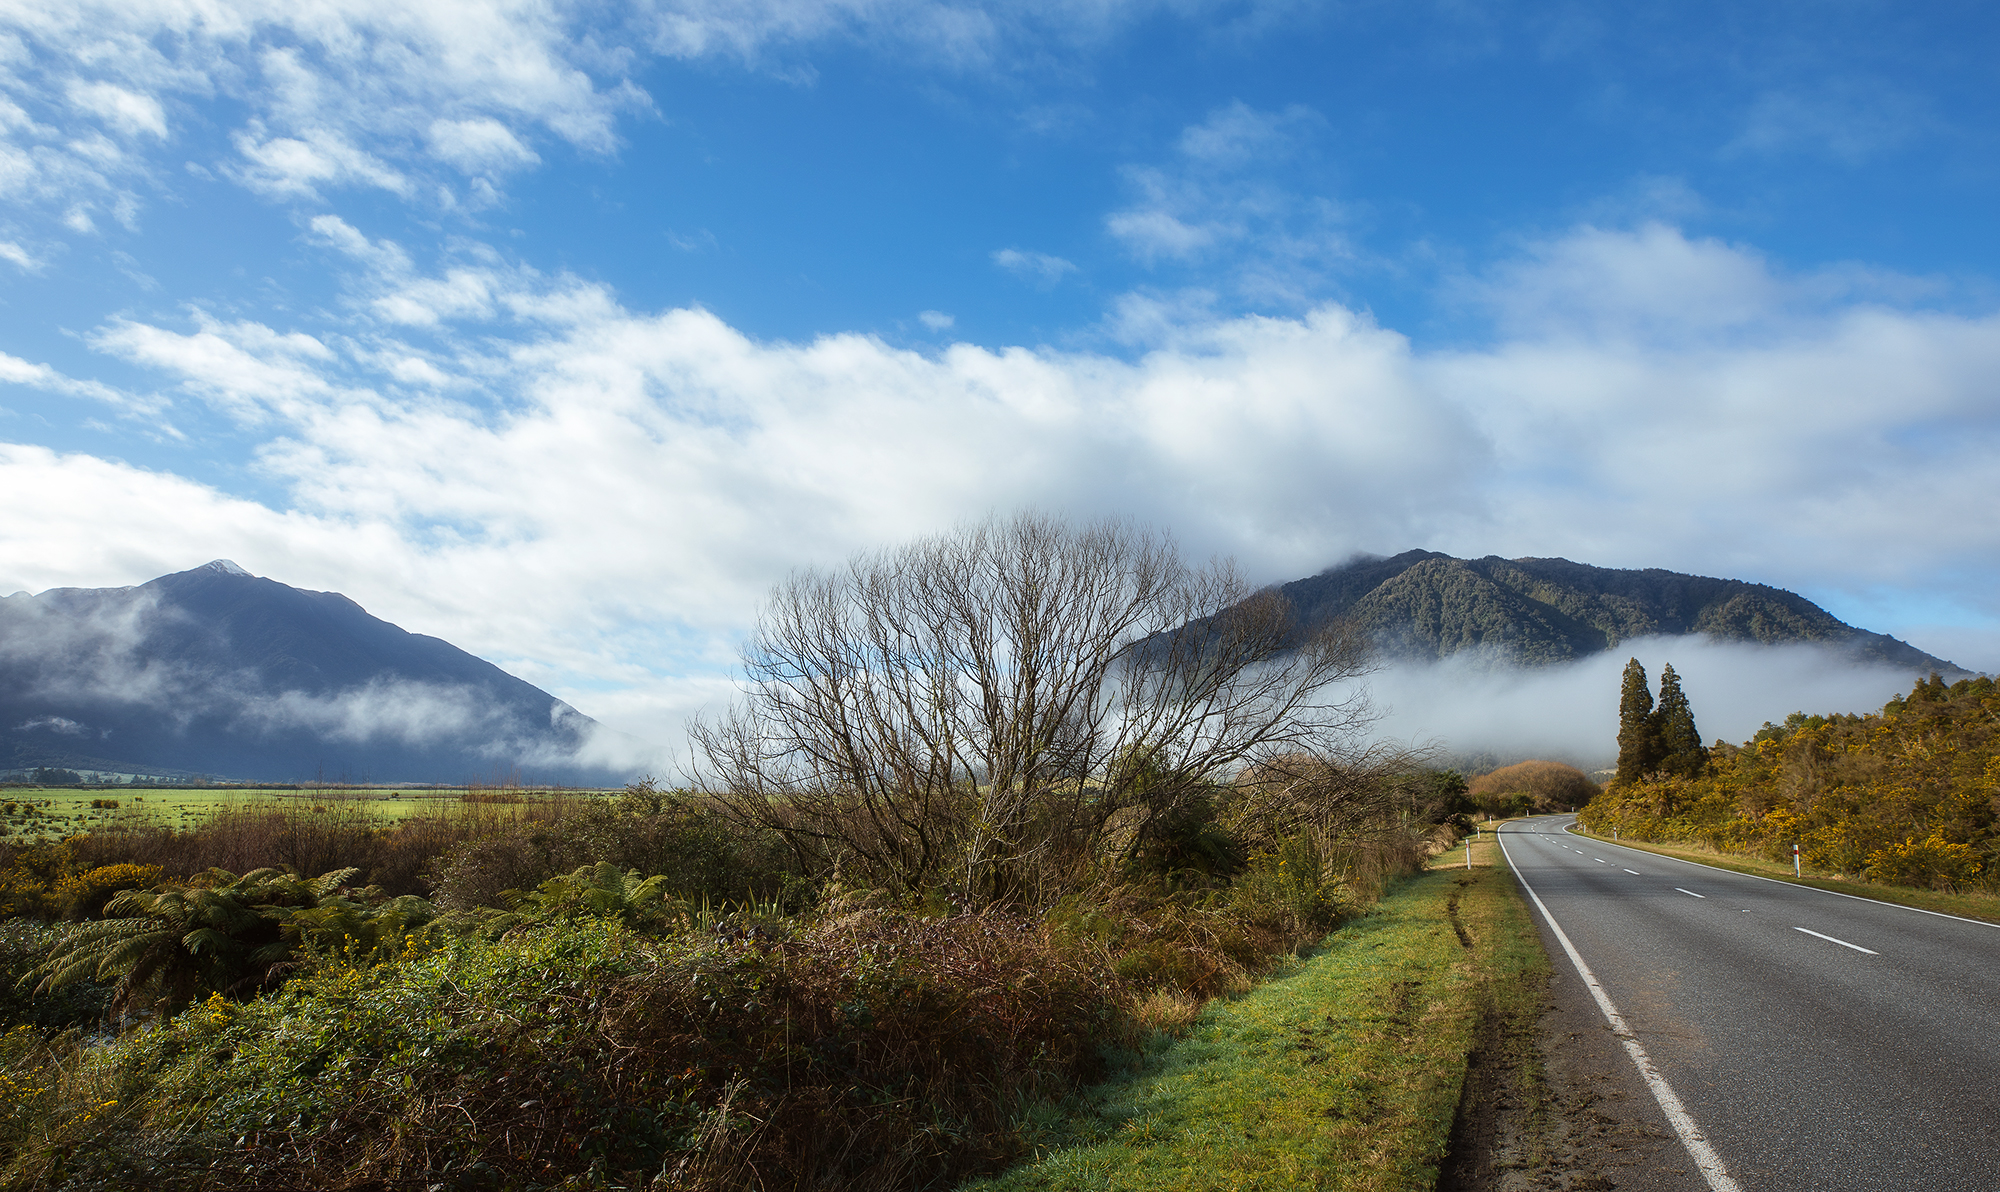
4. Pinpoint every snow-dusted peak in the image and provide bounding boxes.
[202,559,254,577]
